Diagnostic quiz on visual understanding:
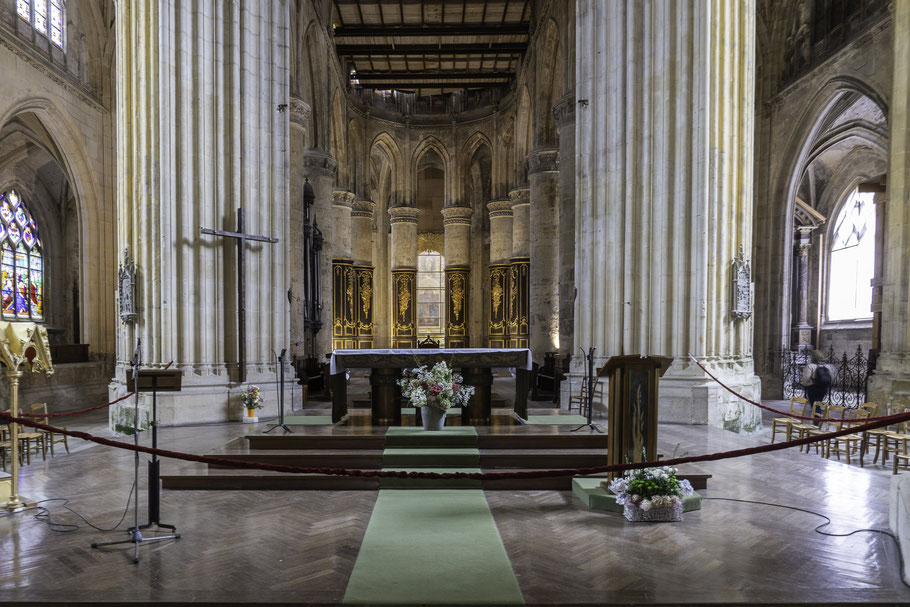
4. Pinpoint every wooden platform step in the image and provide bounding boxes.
[244,432,609,451]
